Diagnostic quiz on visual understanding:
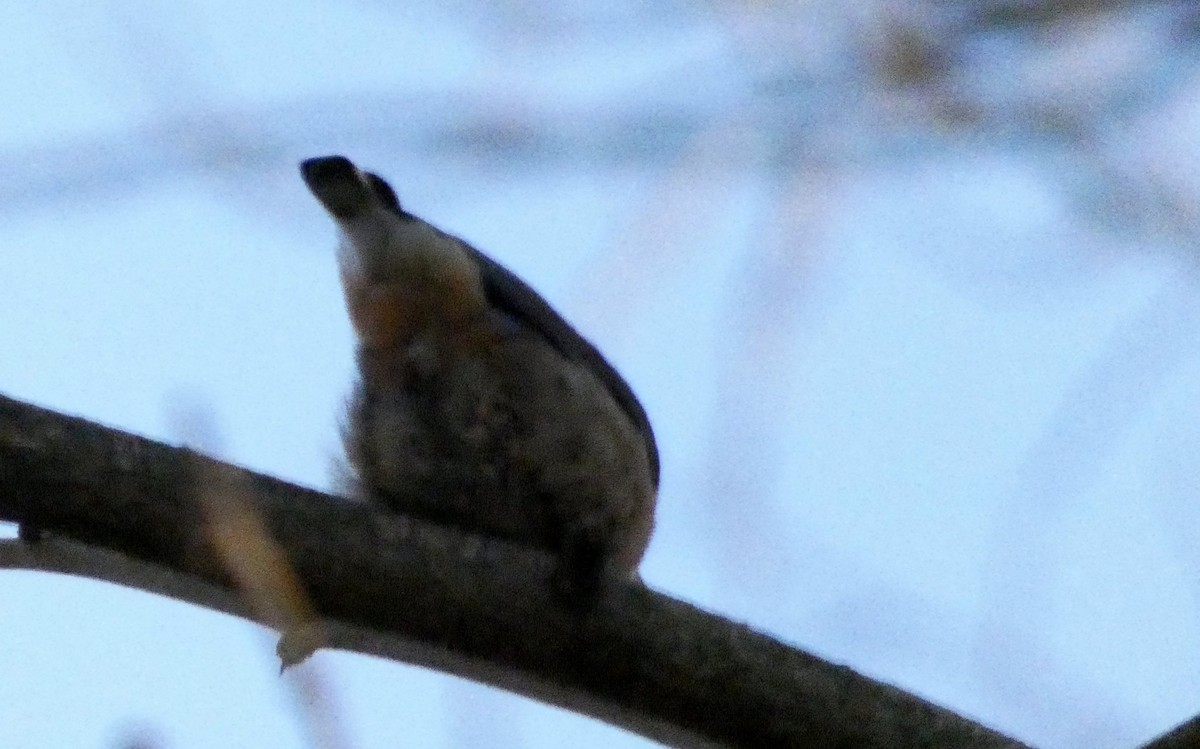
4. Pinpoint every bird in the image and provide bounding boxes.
[300,155,658,600]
